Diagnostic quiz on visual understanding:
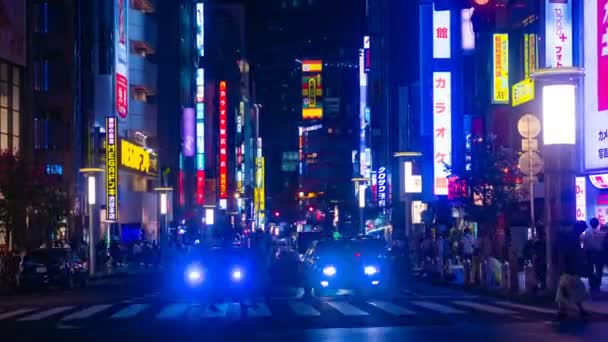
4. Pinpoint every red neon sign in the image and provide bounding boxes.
[196,170,205,205]
[219,81,228,199]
